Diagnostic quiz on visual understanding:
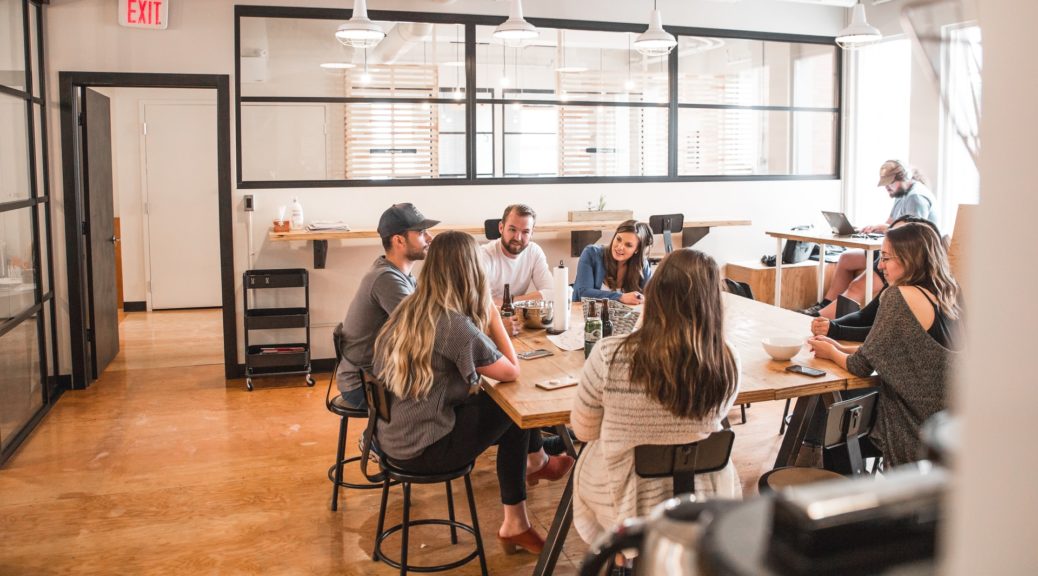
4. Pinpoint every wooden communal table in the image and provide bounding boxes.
[482,294,877,576]
[765,230,884,309]
[269,219,751,268]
